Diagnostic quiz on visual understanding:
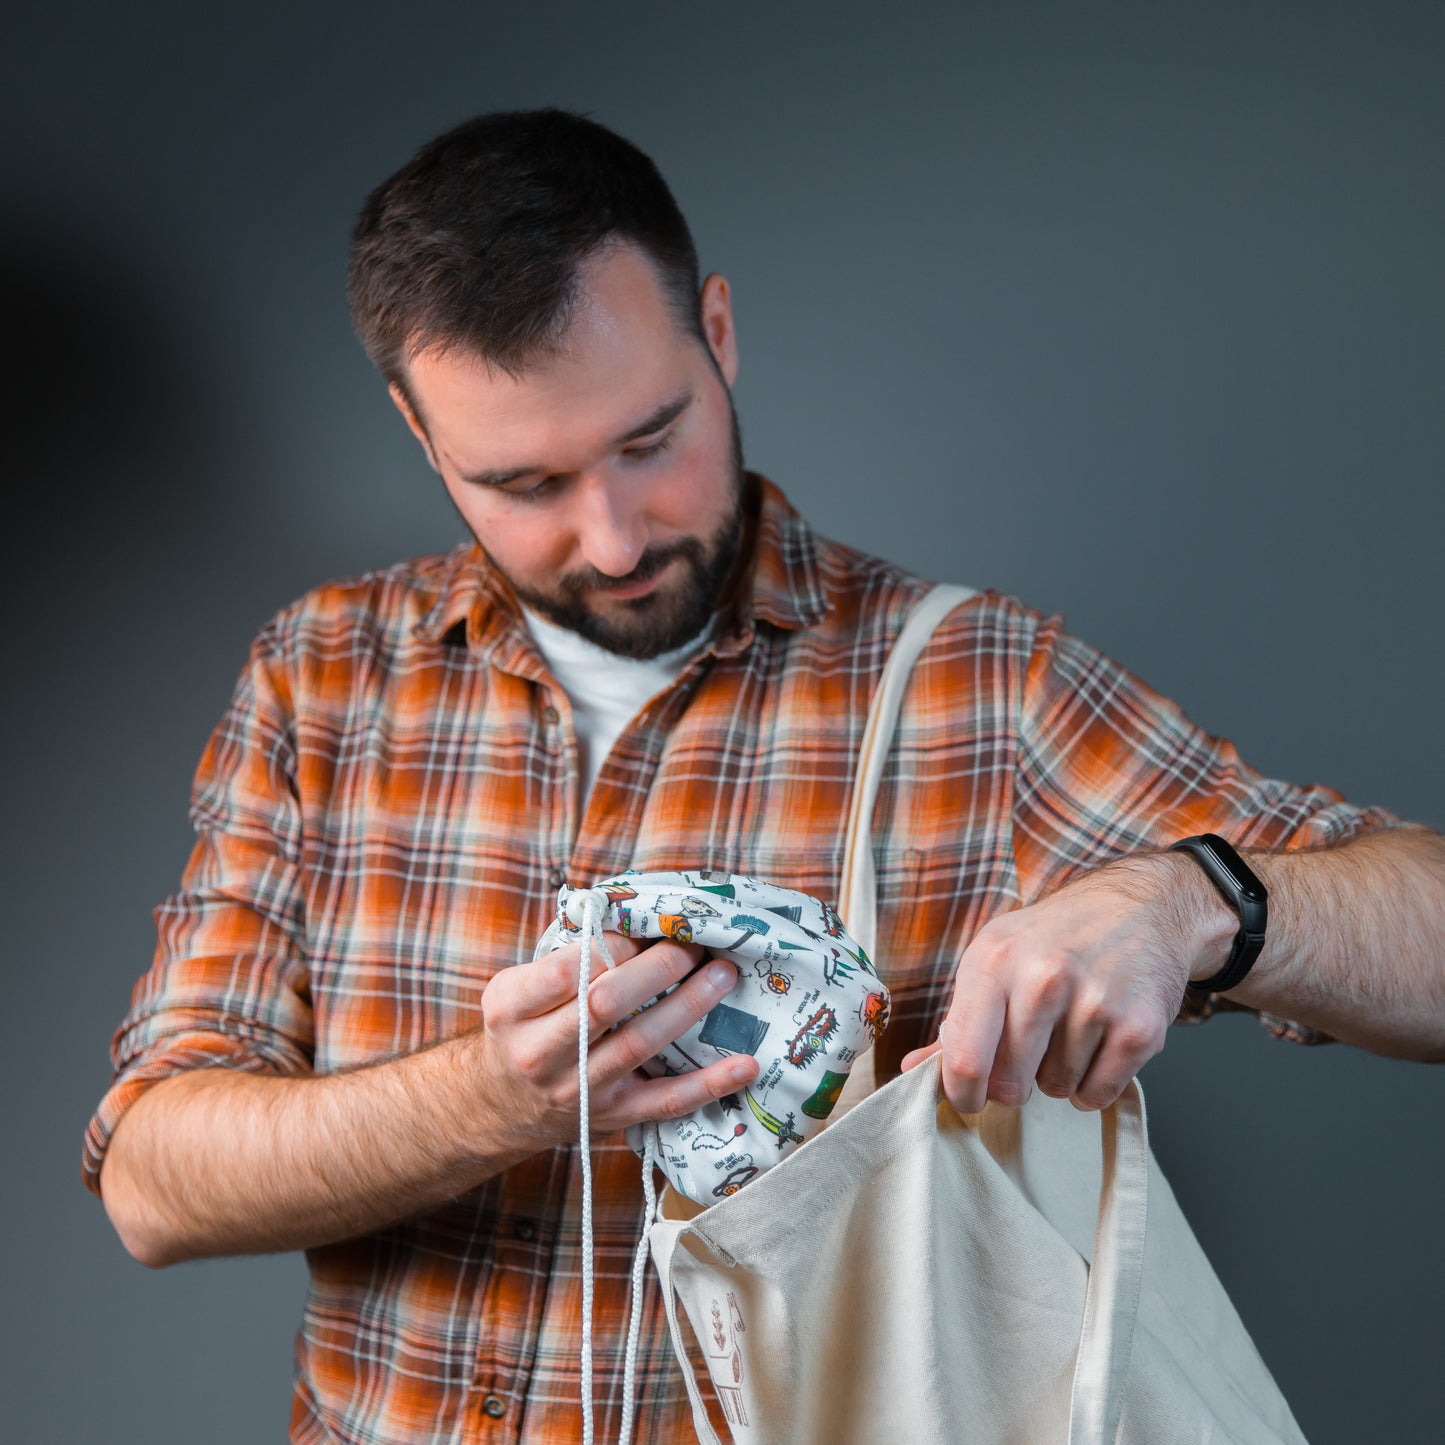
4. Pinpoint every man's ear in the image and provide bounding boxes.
[388,382,441,473]
[698,273,740,388]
